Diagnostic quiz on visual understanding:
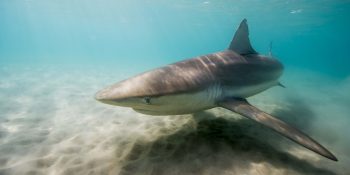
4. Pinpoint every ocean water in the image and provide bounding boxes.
[0,1,350,175]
